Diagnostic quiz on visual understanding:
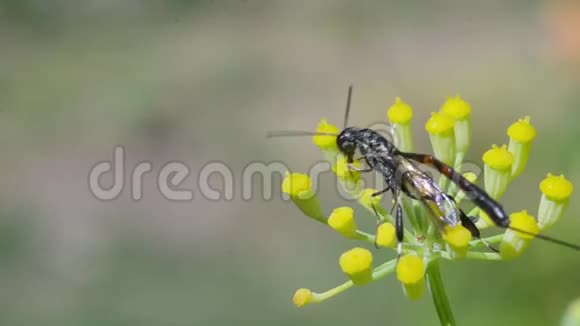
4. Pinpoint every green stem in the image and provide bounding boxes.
[312,259,397,303]
[469,234,503,247]
[465,252,502,261]
[426,260,456,326]
[354,230,376,243]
